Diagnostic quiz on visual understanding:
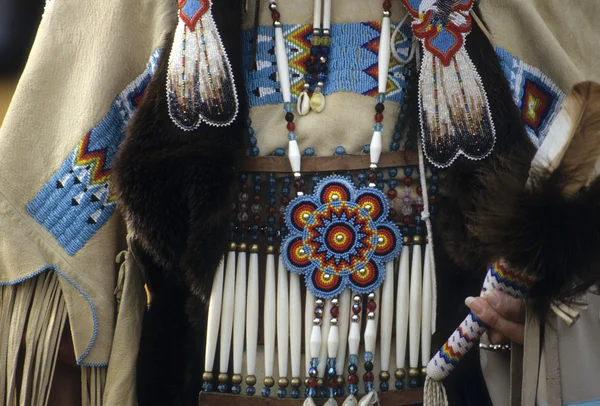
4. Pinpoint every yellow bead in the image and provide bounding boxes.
[311,35,321,46]
[321,36,331,46]
[403,236,411,245]
[264,377,275,388]
[238,243,247,252]
[229,242,237,251]
[316,378,324,387]
[412,235,422,245]
[266,245,275,254]
[336,375,345,386]
[250,244,259,253]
